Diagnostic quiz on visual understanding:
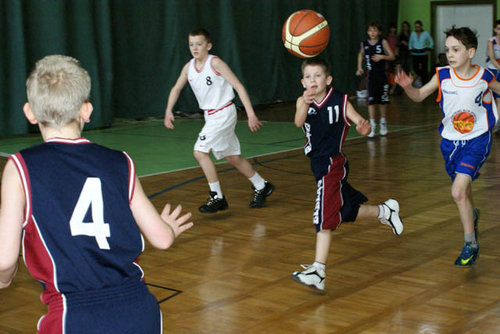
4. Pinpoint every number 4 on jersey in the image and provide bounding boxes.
[70,177,111,250]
